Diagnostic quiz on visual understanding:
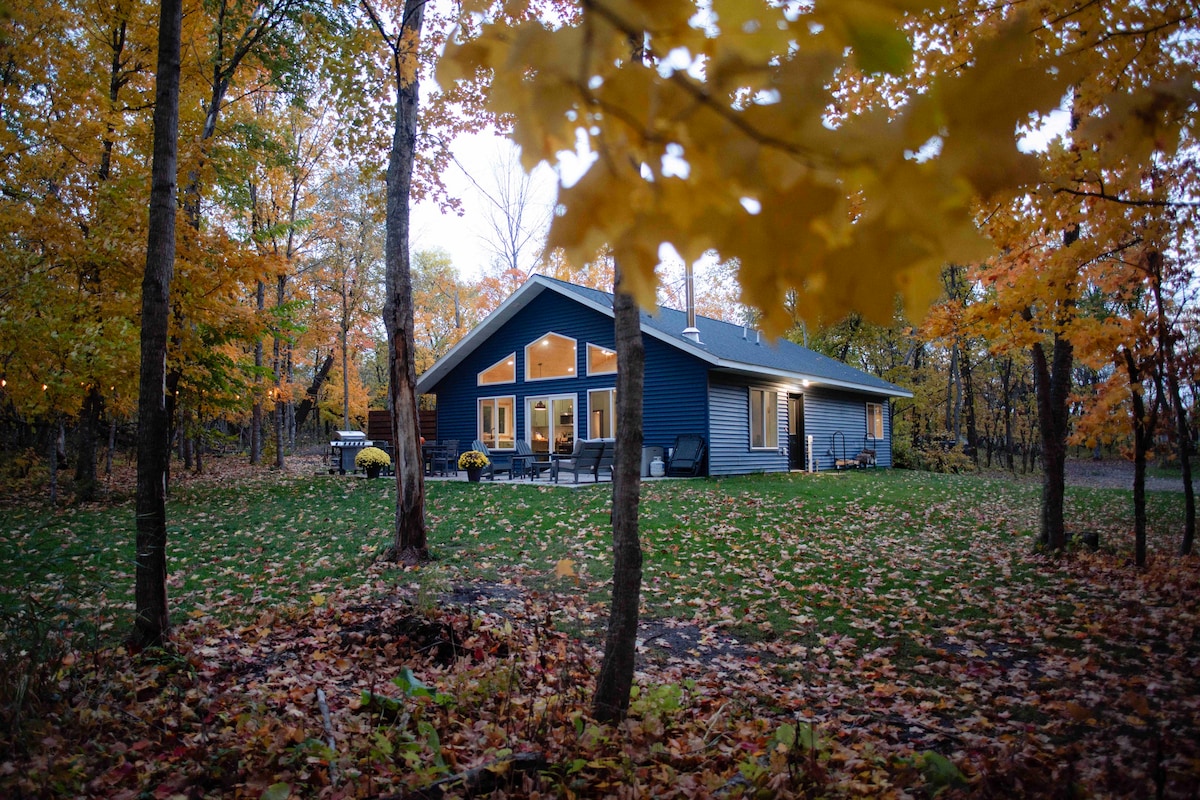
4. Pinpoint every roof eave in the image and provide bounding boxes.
[710,361,913,398]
